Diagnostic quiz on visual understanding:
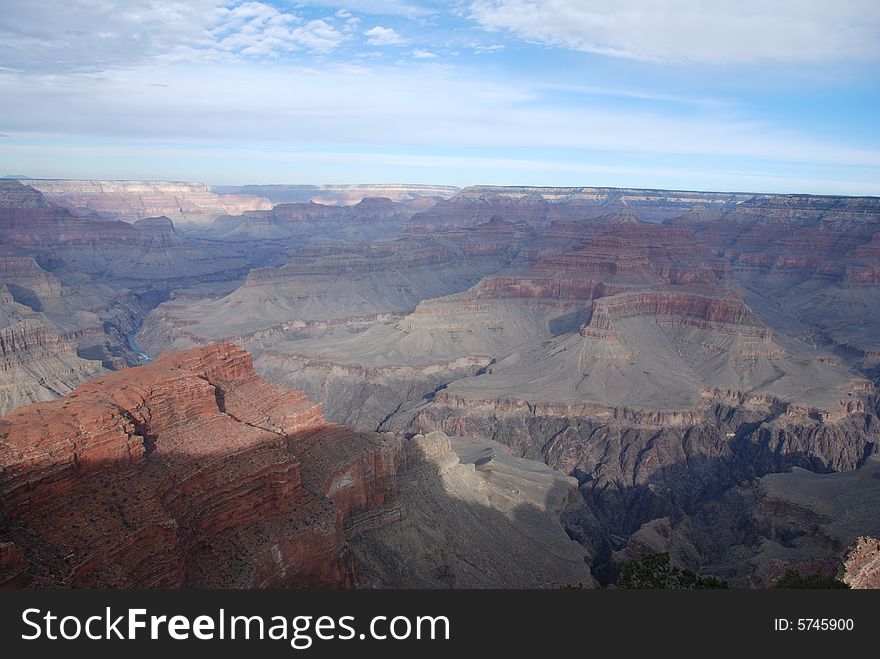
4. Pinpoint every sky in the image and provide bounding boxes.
[0,0,878,194]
